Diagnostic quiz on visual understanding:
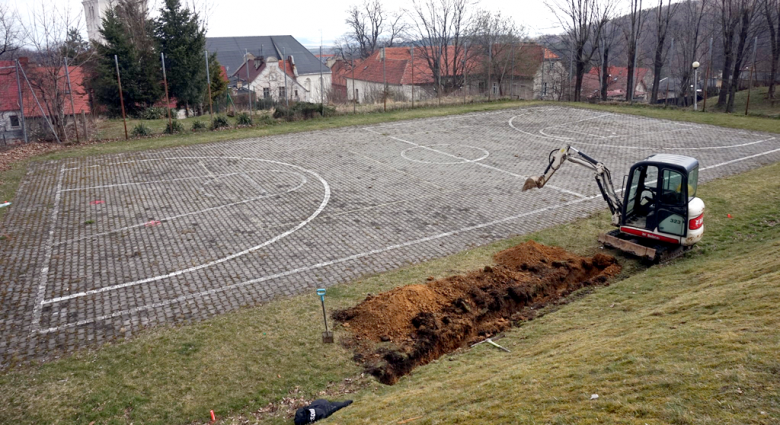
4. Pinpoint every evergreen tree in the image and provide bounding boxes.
[92,4,162,117]
[155,0,207,112]
[62,28,90,65]
[208,52,228,103]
